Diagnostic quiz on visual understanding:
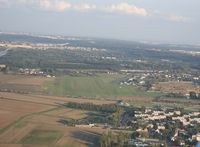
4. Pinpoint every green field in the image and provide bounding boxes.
[21,130,63,145]
[47,74,160,98]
